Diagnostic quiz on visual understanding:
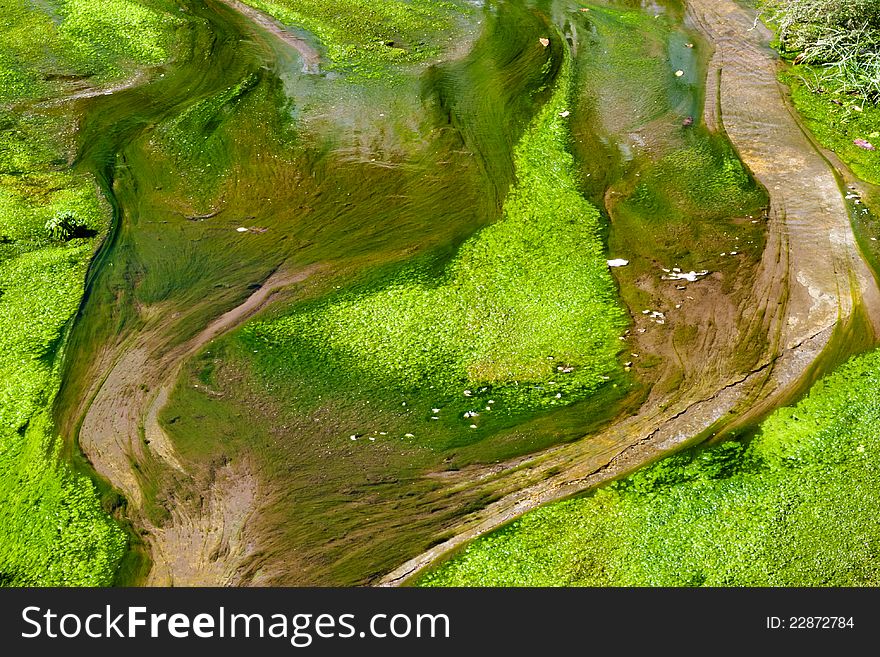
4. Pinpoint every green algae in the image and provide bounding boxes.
[47,0,514,586]
[241,0,470,79]
[0,0,183,585]
[145,1,636,584]
[0,0,791,588]
[240,45,627,443]
[781,68,880,185]
[416,2,880,590]
[149,0,769,585]
[419,347,880,587]
[0,0,180,102]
